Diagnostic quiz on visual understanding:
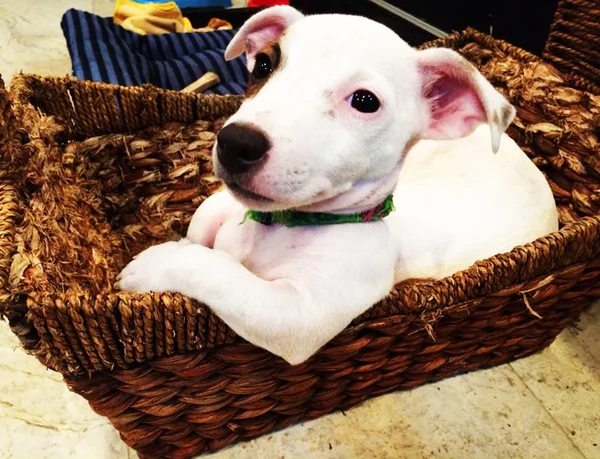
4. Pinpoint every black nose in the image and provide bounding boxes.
[216,123,270,174]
